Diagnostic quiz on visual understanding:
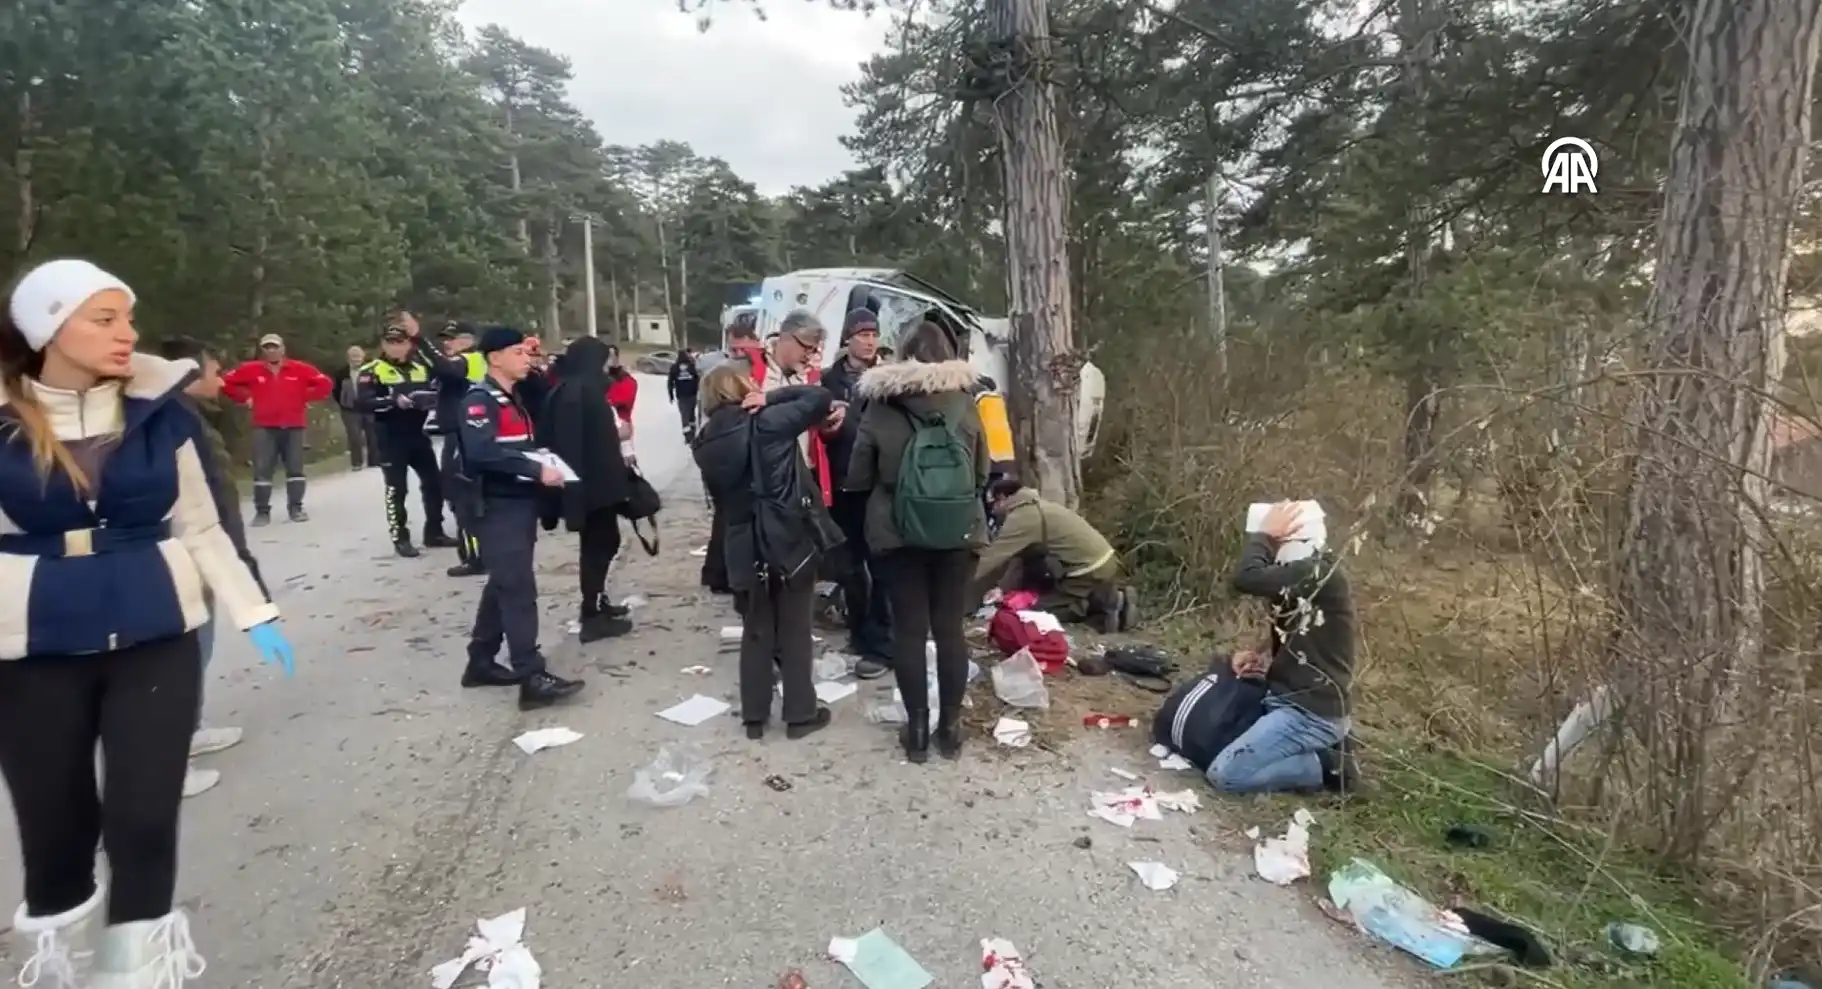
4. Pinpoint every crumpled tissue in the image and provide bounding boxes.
[980,937,1035,989]
[1148,743,1194,771]
[1088,786,1200,827]
[430,908,542,989]
[992,717,1031,747]
[1128,861,1181,891]
[1254,807,1317,885]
